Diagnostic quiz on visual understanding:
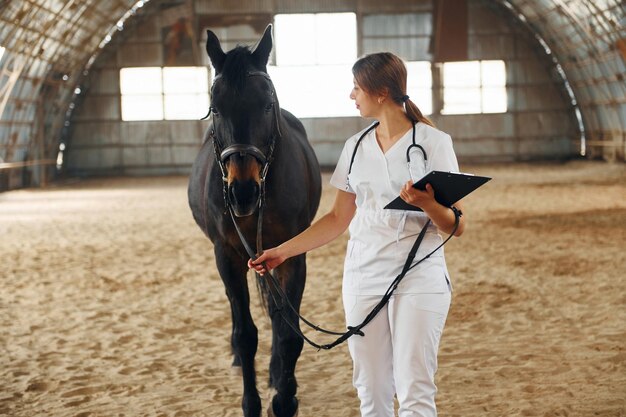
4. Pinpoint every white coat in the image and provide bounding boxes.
[330,121,460,295]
